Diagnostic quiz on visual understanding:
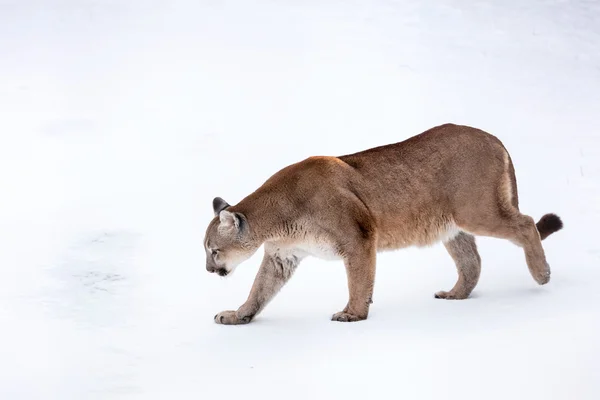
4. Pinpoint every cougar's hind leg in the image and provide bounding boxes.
[454,148,550,286]
[435,232,481,300]
[507,213,551,285]
[457,212,551,286]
